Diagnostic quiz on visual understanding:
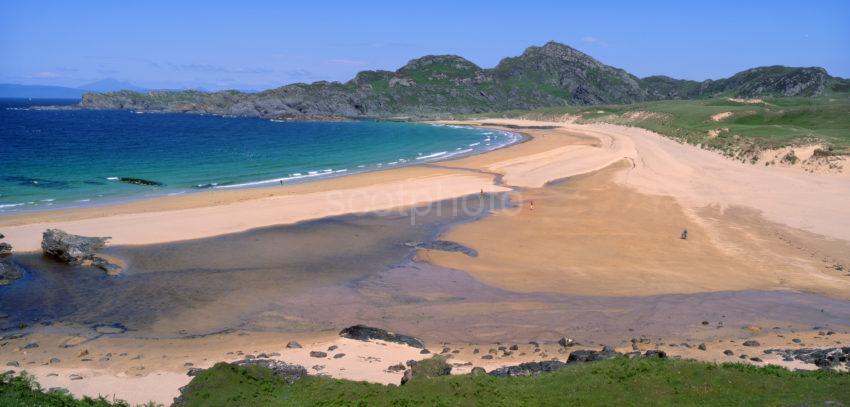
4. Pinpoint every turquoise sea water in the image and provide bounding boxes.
[0,99,520,213]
